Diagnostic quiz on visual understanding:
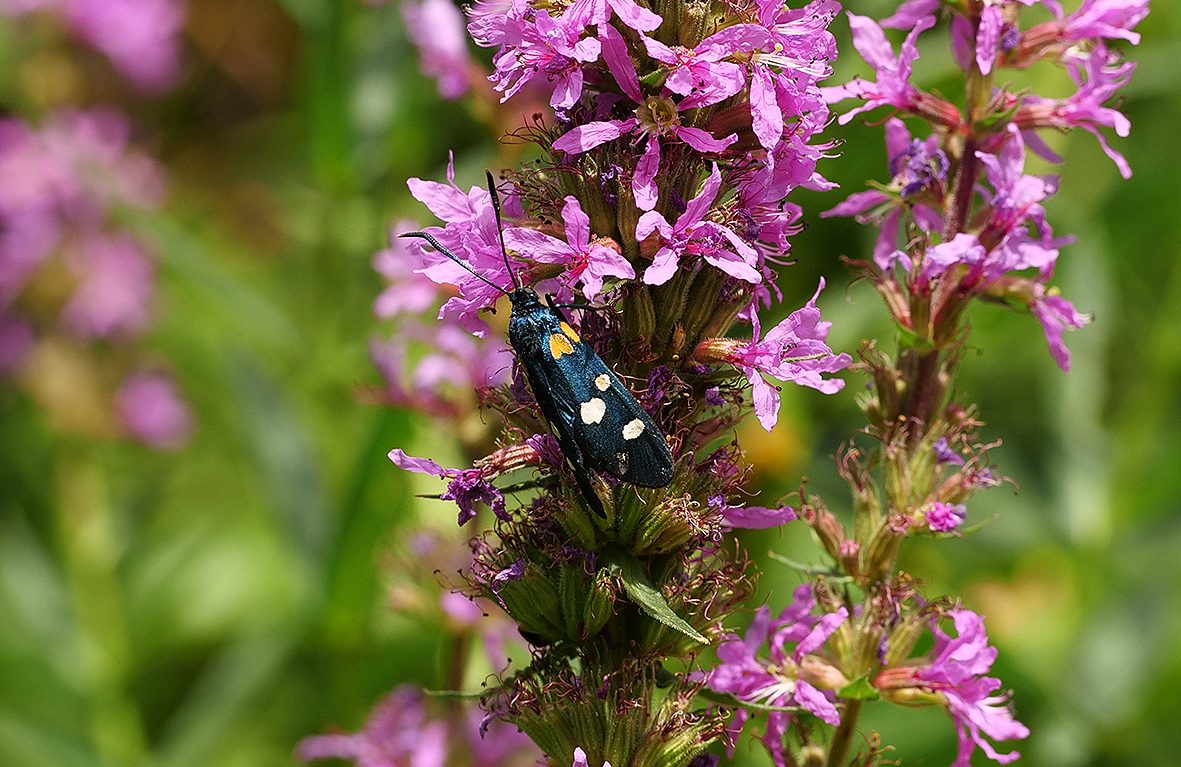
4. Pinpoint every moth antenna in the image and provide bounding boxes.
[486,170,522,291]
[398,231,509,296]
